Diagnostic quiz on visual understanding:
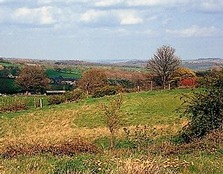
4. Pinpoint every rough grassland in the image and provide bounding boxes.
[1,89,223,174]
